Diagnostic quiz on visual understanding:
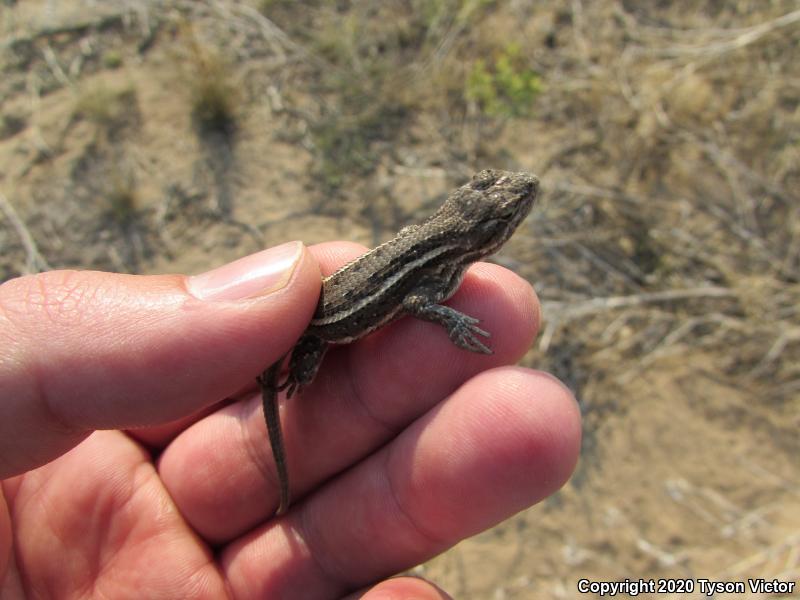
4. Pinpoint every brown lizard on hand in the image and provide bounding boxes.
[258,169,540,515]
